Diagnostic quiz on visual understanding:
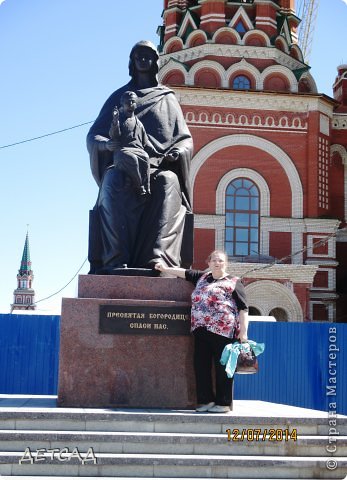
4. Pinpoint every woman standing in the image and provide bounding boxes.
[155,250,248,413]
